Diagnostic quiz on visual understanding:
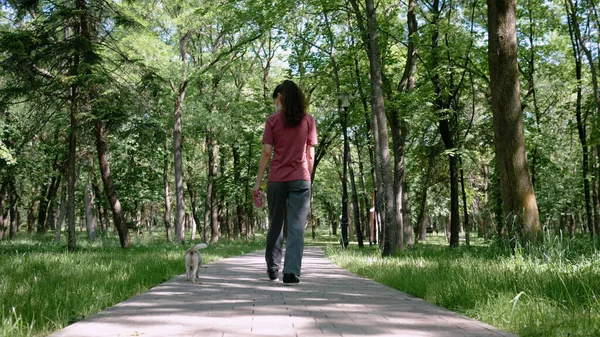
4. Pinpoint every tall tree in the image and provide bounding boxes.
[83,180,97,241]
[487,0,541,242]
[427,0,460,247]
[565,0,598,238]
[96,120,131,248]
[396,0,419,246]
[172,31,191,243]
[363,0,399,255]
[163,144,173,242]
[66,0,82,252]
[565,0,593,237]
